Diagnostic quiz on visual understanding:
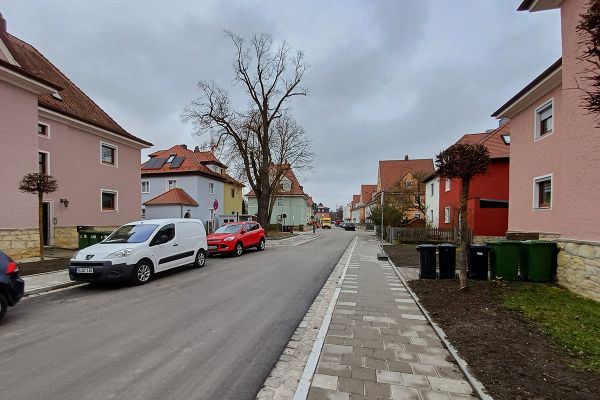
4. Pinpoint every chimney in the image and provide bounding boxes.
[194,146,200,152]
[0,12,6,33]
[180,144,187,149]
[404,155,409,161]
